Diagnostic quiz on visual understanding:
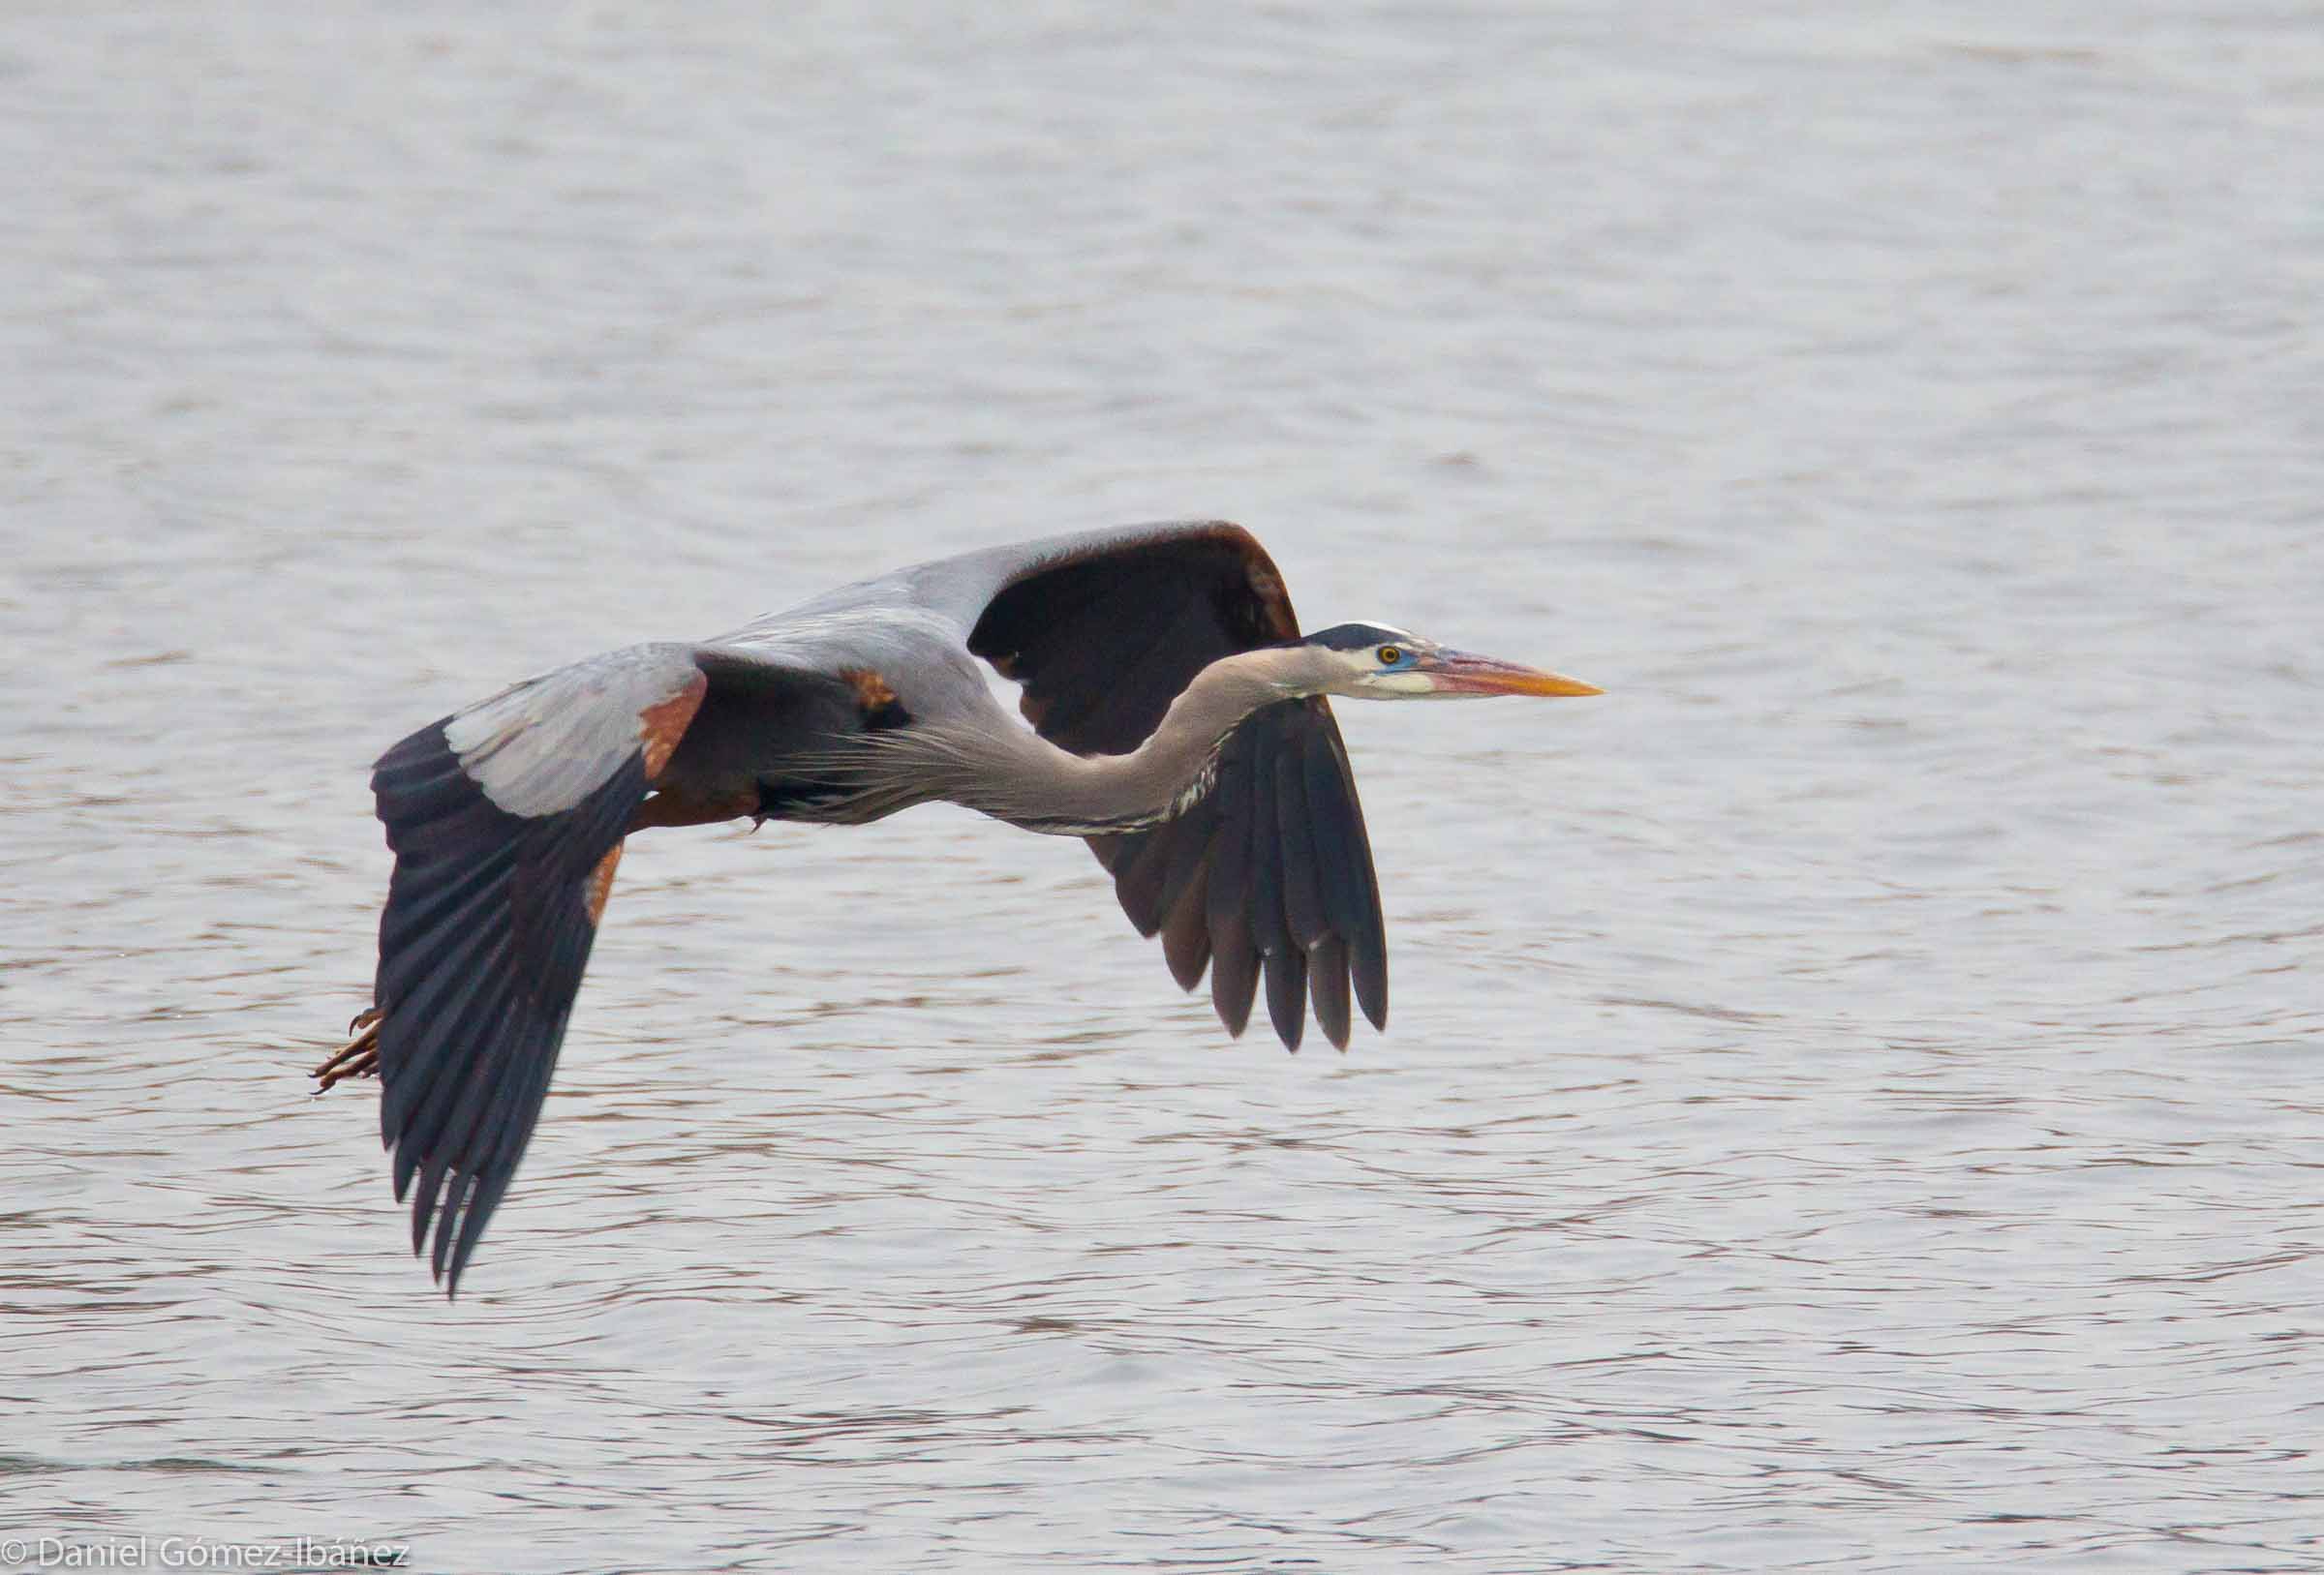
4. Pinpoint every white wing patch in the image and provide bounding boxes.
[443,644,703,820]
